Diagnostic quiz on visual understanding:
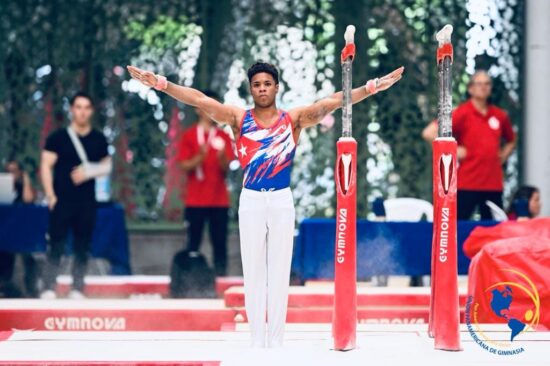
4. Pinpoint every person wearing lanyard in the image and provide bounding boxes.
[177,91,234,276]
[40,92,111,299]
